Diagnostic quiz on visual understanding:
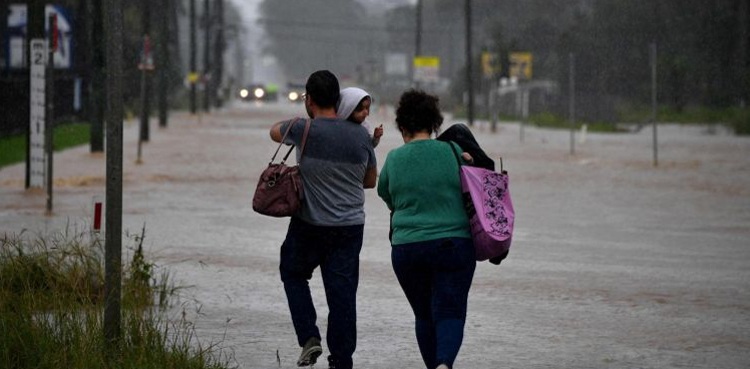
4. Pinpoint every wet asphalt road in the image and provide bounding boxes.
[1,100,749,368]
